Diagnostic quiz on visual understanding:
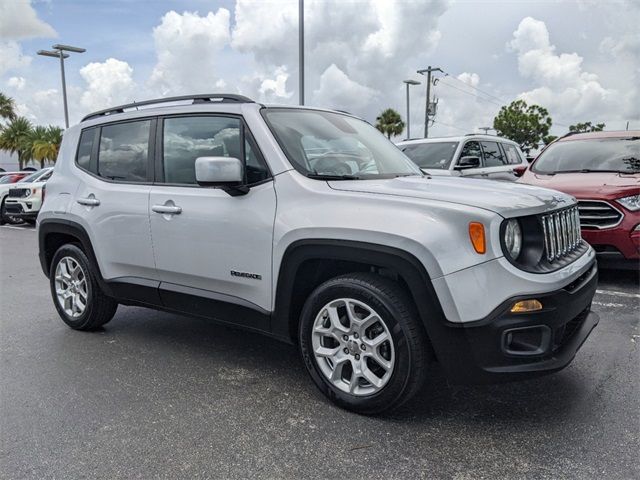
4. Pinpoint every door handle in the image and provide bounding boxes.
[77,197,100,206]
[152,204,182,215]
